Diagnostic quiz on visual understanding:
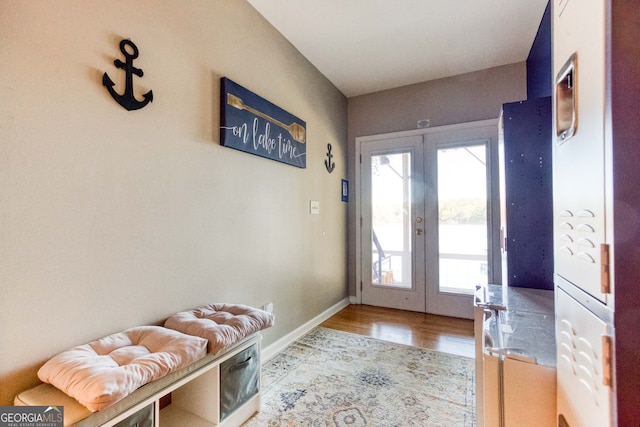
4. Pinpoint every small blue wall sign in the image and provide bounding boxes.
[220,78,306,168]
[341,179,348,202]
